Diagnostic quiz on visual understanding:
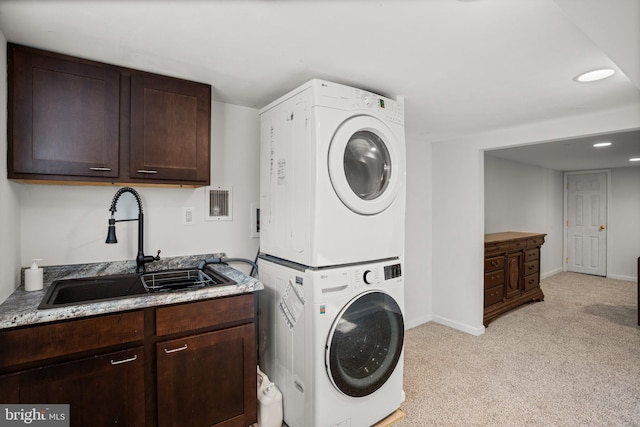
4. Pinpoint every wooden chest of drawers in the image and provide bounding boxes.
[484,232,546,326]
